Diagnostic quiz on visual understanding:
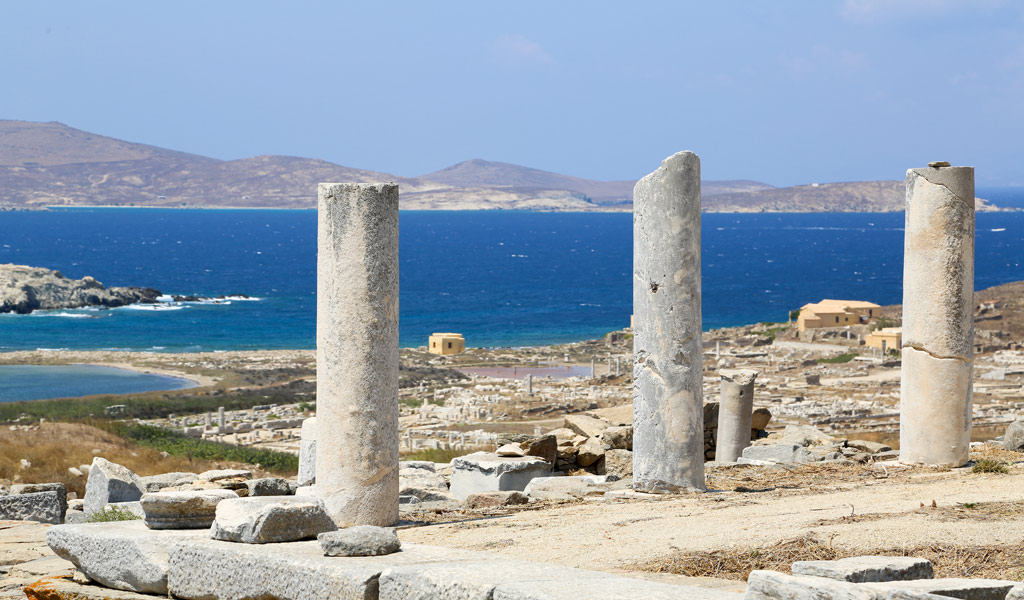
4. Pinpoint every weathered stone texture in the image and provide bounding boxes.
[211,496,336,544]
[298,416,317,486]
[46,521,205,594]
[140,489,237,529]
[317,183,400,527]
[633,151,705,493]
[318,525,401,557]
[792,556,934,583]
[83,458,142,514]
[449,453,551,500]
[716,369,758,463]
[900,165,974,467]
[0,491,62,524]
